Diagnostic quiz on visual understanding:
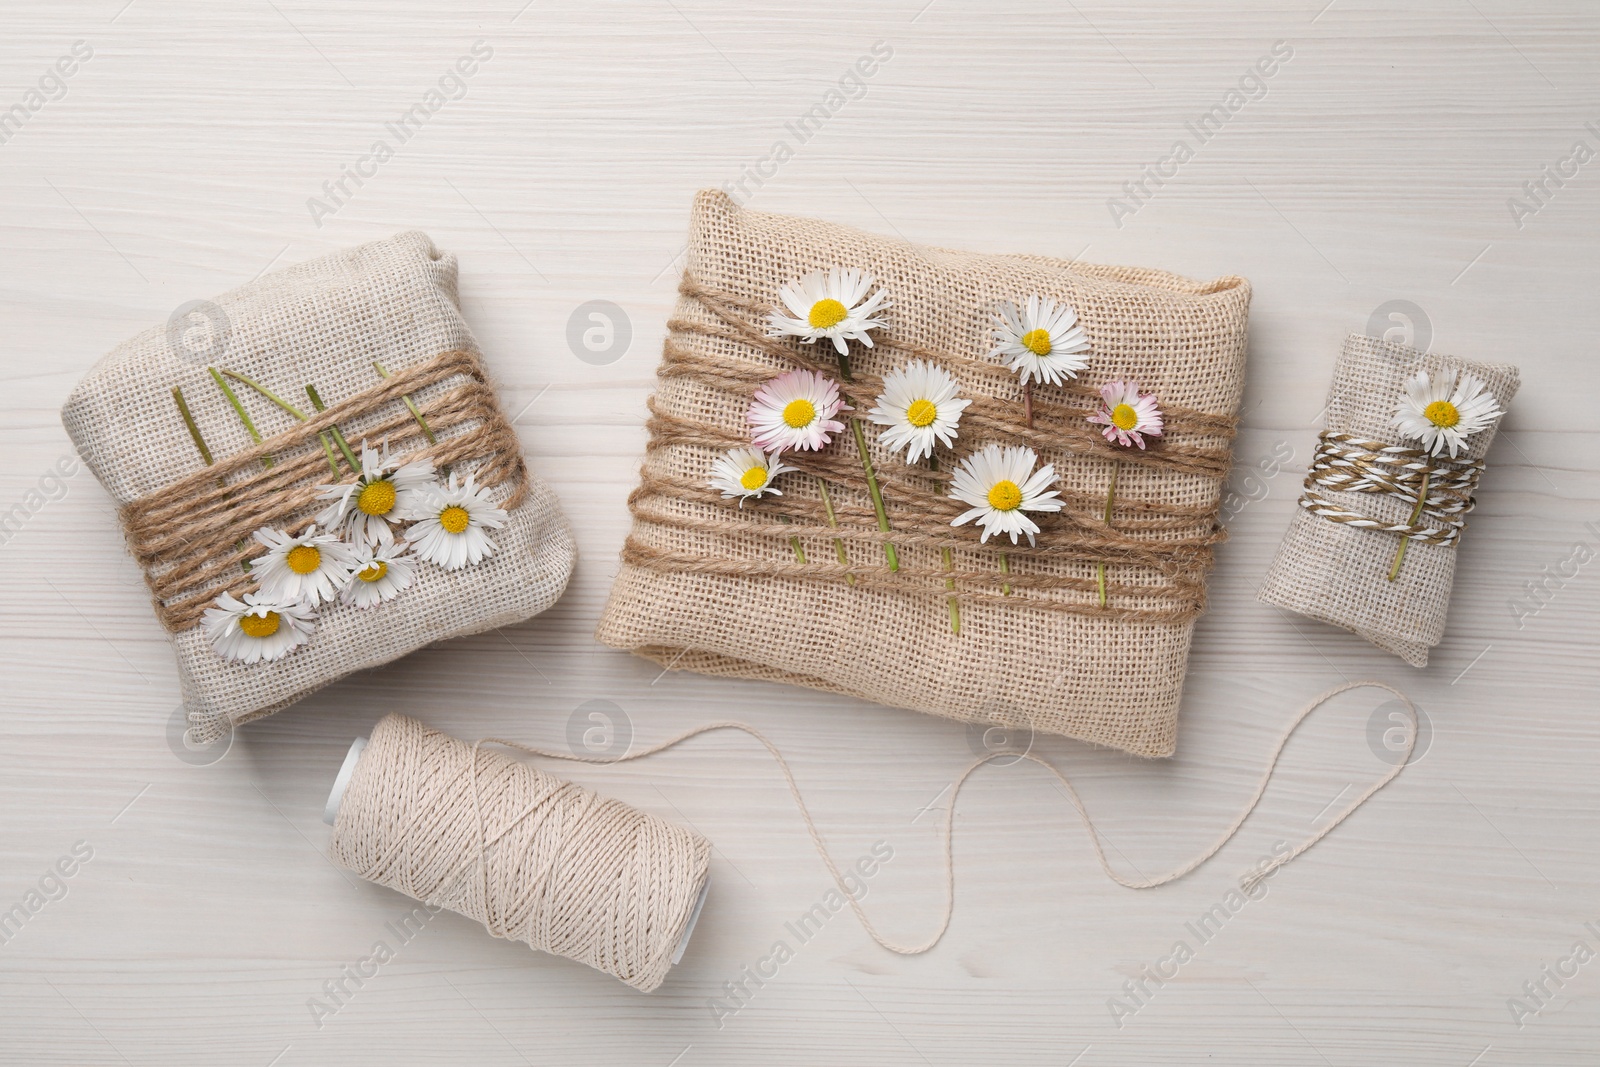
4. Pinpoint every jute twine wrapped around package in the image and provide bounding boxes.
[597,192,1251,757]
[62,233,576,737]
[1259,333,1519,666]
